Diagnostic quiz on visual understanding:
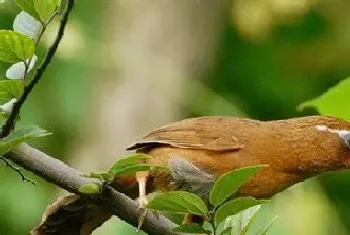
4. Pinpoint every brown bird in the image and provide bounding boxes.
[32,115,350,235]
